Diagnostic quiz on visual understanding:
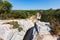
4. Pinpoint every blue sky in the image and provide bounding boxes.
[9,0,60,10]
